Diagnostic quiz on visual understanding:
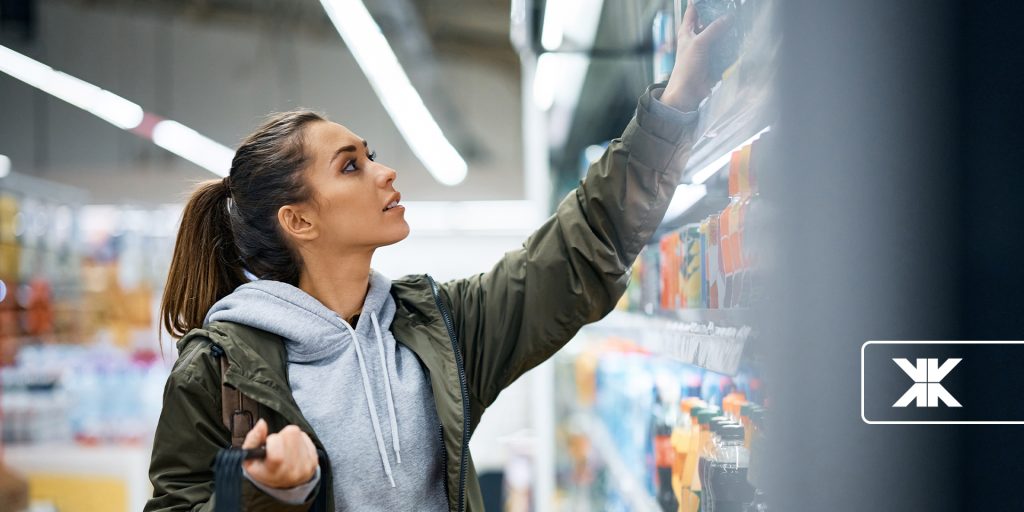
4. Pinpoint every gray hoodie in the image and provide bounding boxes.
[204,270,448,510]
